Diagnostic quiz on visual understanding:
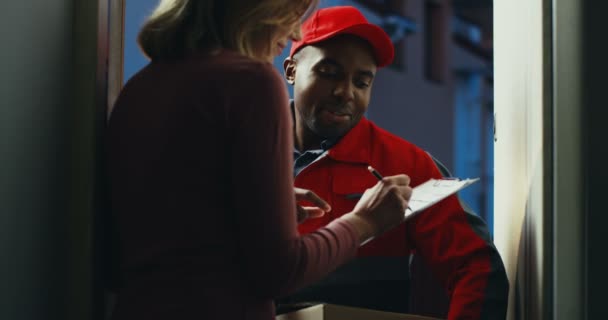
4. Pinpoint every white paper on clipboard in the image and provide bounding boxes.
[405,178,479,217]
